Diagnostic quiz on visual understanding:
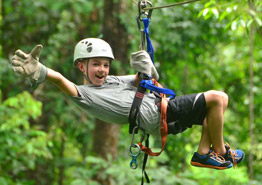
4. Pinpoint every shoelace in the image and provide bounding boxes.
[210,143,238,167]
[225,142,237,167]
[209,151,226,162]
